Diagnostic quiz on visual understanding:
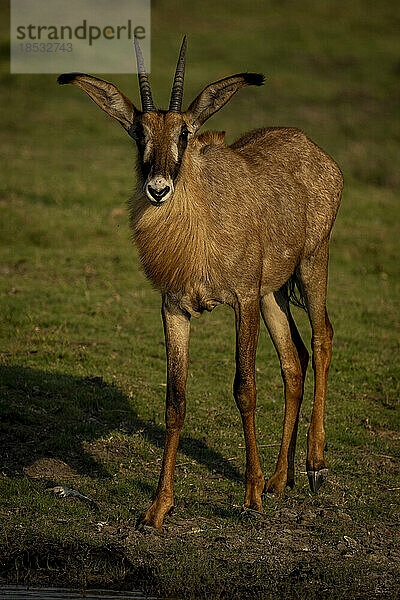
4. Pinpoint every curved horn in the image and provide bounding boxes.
[134,37,156,113]
[169,36,187,113]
